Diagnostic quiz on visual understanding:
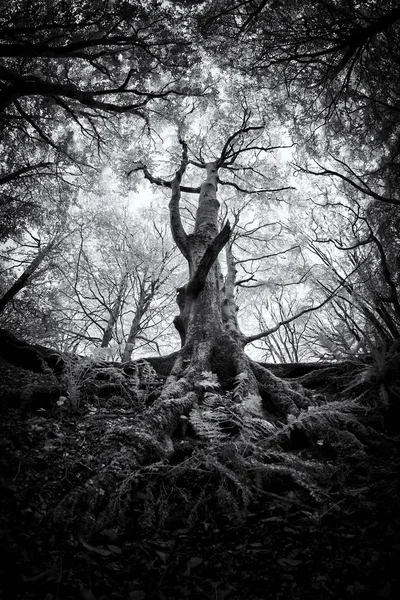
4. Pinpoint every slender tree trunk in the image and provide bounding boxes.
[100,274,127,348]
[0,240,55,313]
[122,292,148,362]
